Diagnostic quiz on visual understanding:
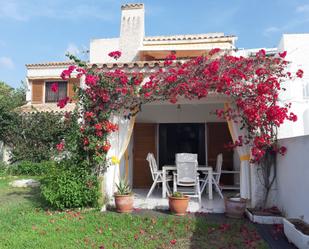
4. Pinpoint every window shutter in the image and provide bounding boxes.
[32,80,44,103]
[68,78,79,101]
